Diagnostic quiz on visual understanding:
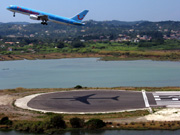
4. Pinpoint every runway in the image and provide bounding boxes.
[153,91,180,107]
[15,90,180,114]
